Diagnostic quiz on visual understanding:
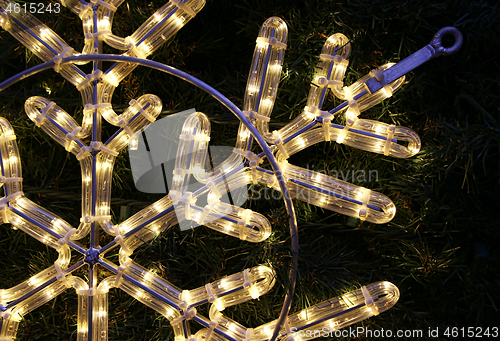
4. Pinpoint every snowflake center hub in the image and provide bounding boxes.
[84,247,101,266]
